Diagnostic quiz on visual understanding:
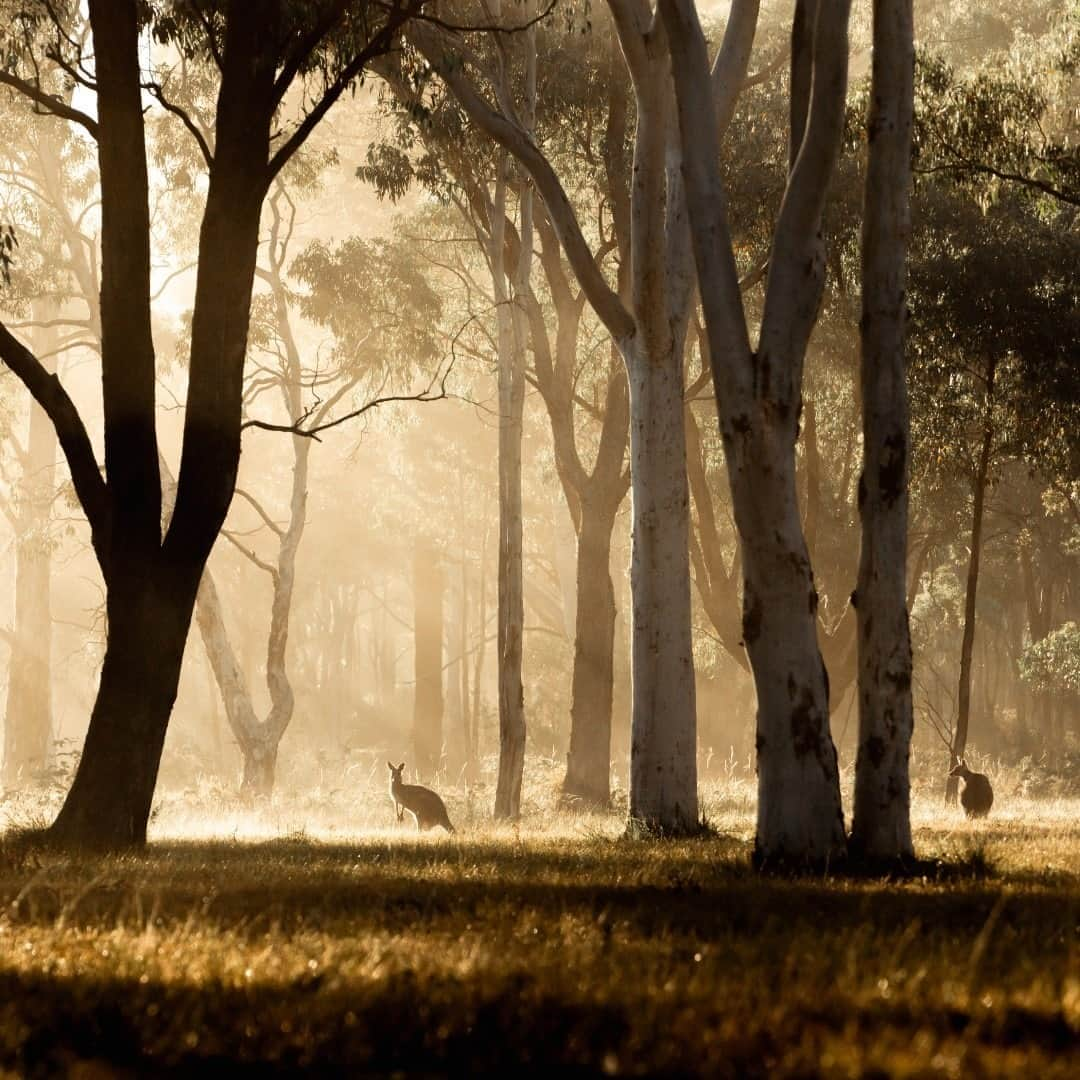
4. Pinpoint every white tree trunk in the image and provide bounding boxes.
[733,439,845,860]
[624,337,698,833]
[851,0,916,859]
[660,0,850,862]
